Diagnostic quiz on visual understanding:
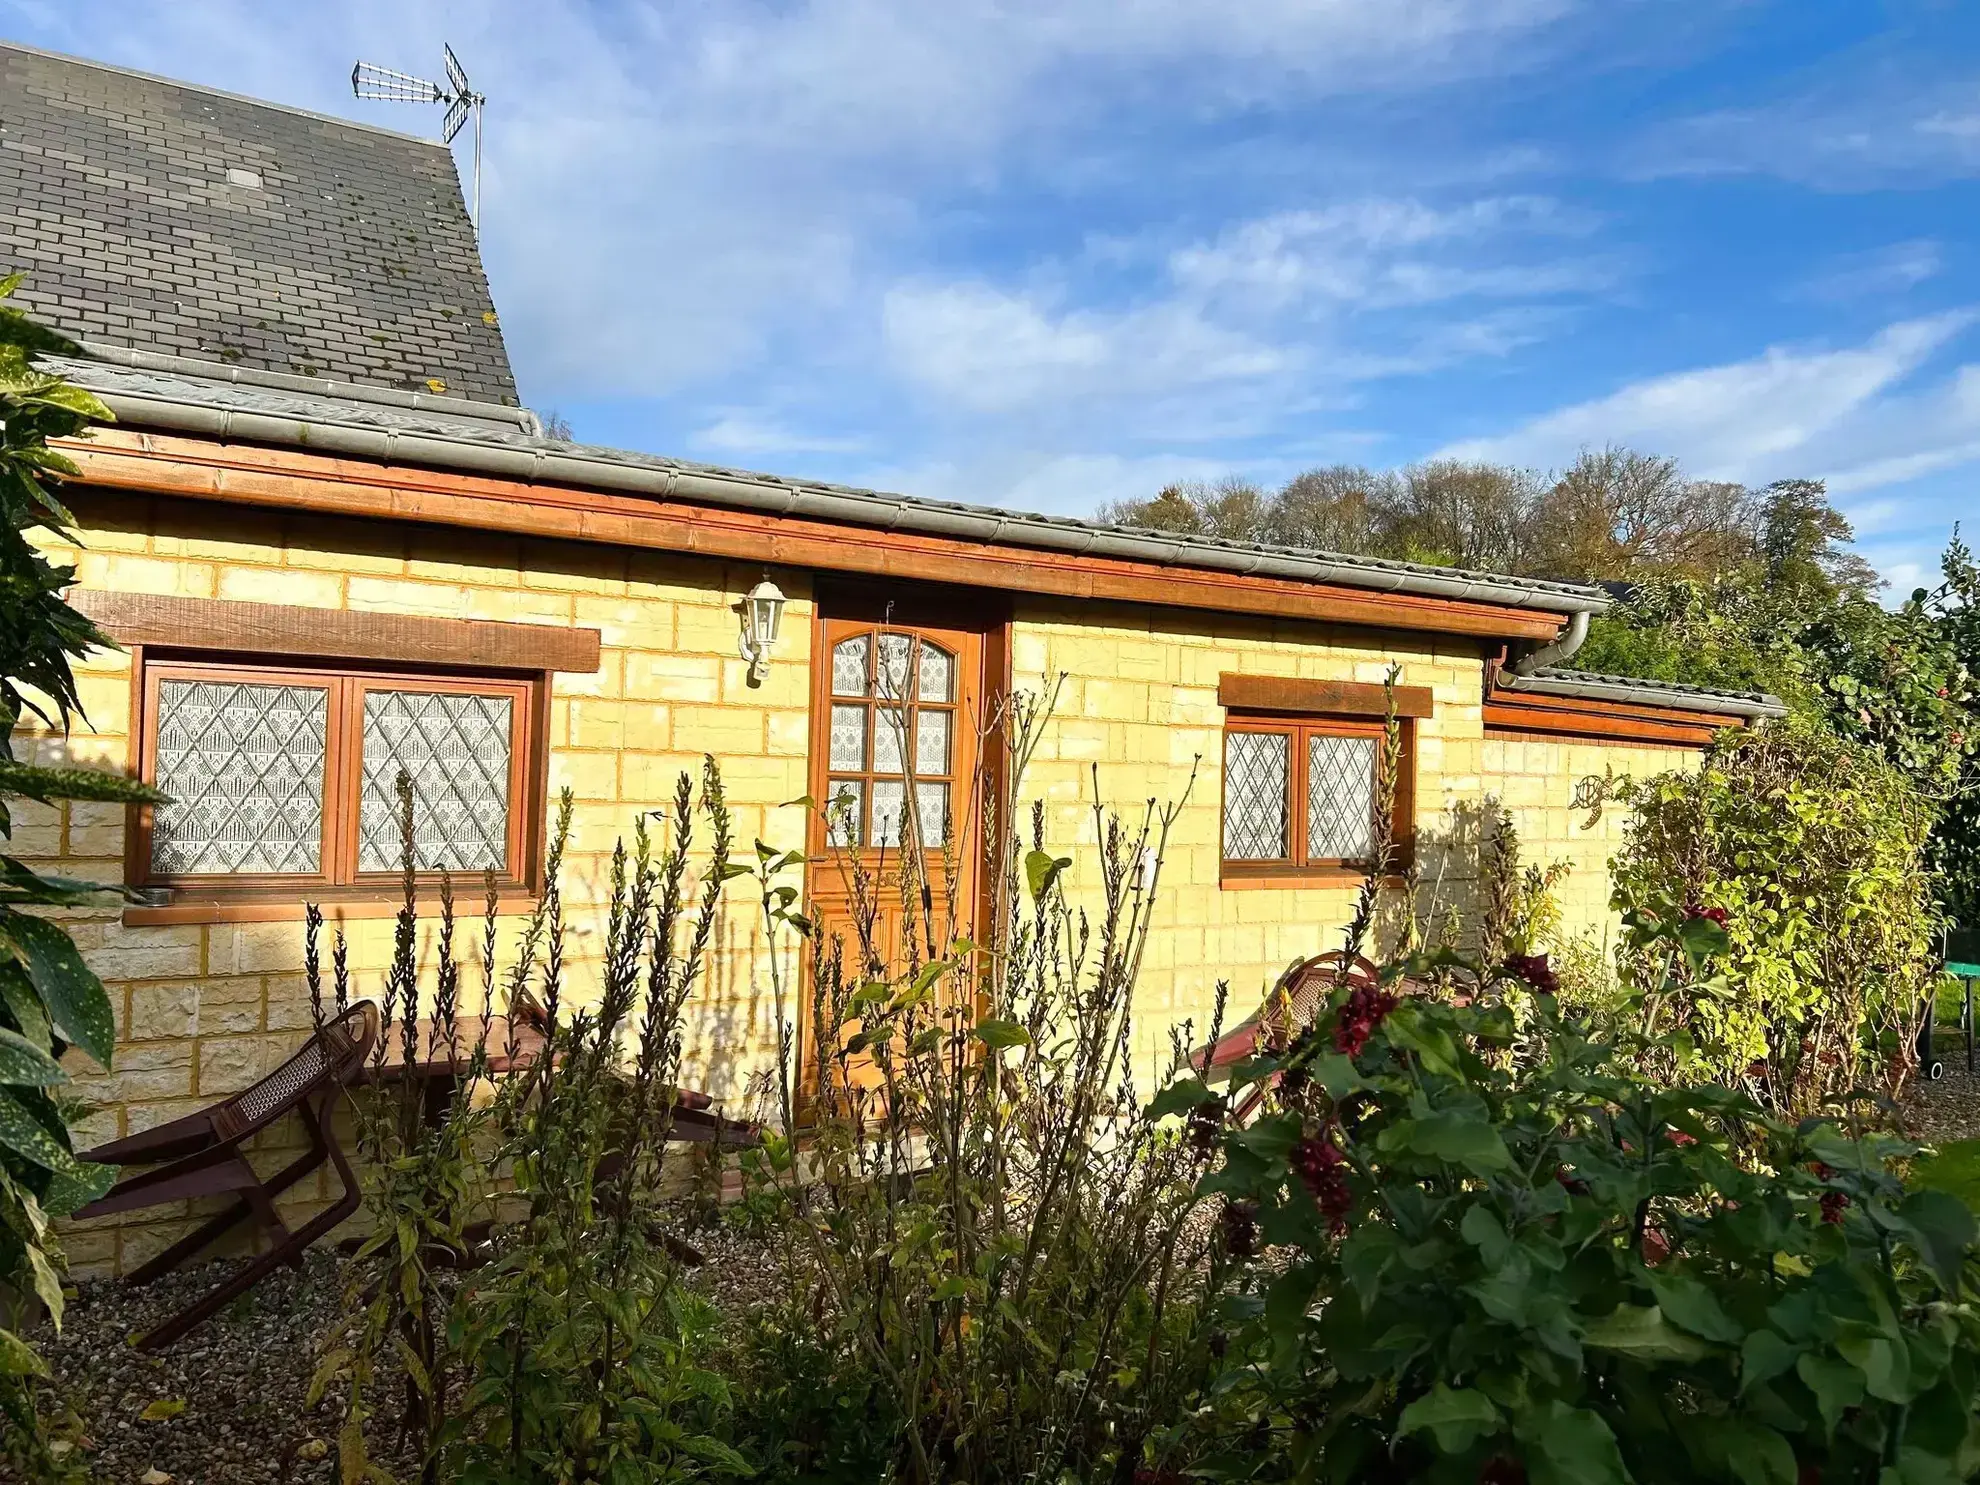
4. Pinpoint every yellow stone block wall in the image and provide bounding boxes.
[21,489,814,1276]
[1008,600,1494,1077]
[1477,734,1702,948]
[18,486,1717,1275]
